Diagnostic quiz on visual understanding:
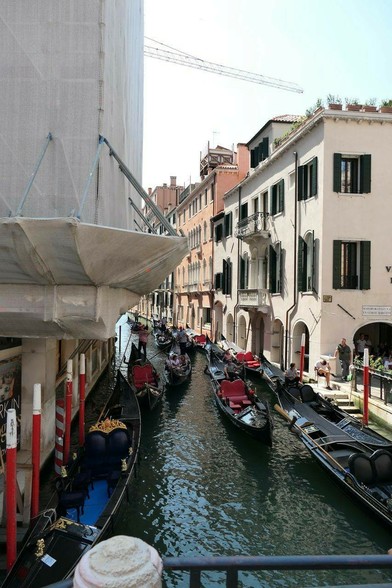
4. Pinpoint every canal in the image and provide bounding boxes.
[78,320,392,587]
